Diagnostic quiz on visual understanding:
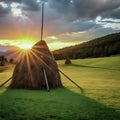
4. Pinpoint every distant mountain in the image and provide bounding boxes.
[53,33,120,60]
[0,51,5,56]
